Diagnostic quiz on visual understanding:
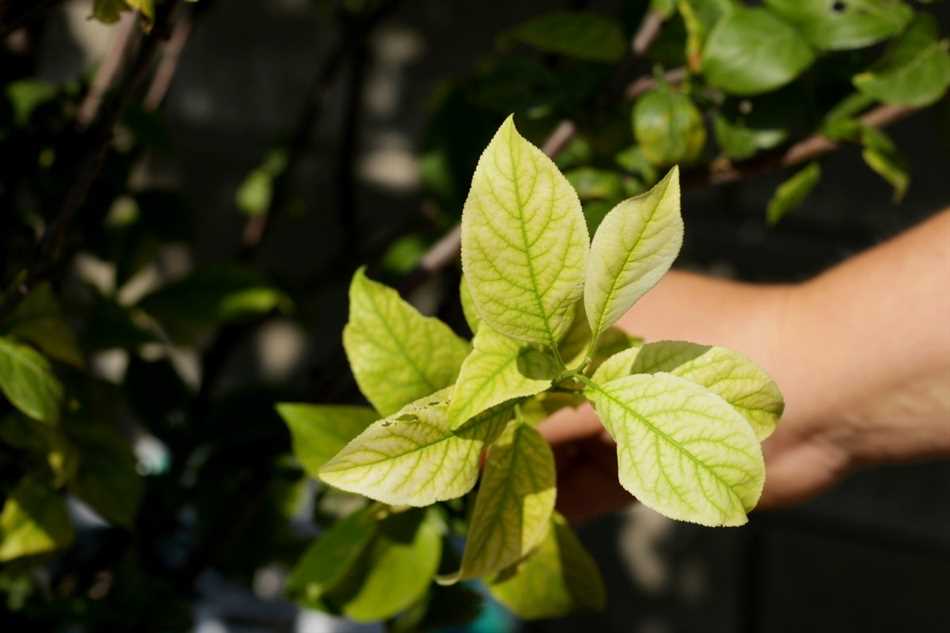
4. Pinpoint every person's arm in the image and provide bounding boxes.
[542,208,950,521]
